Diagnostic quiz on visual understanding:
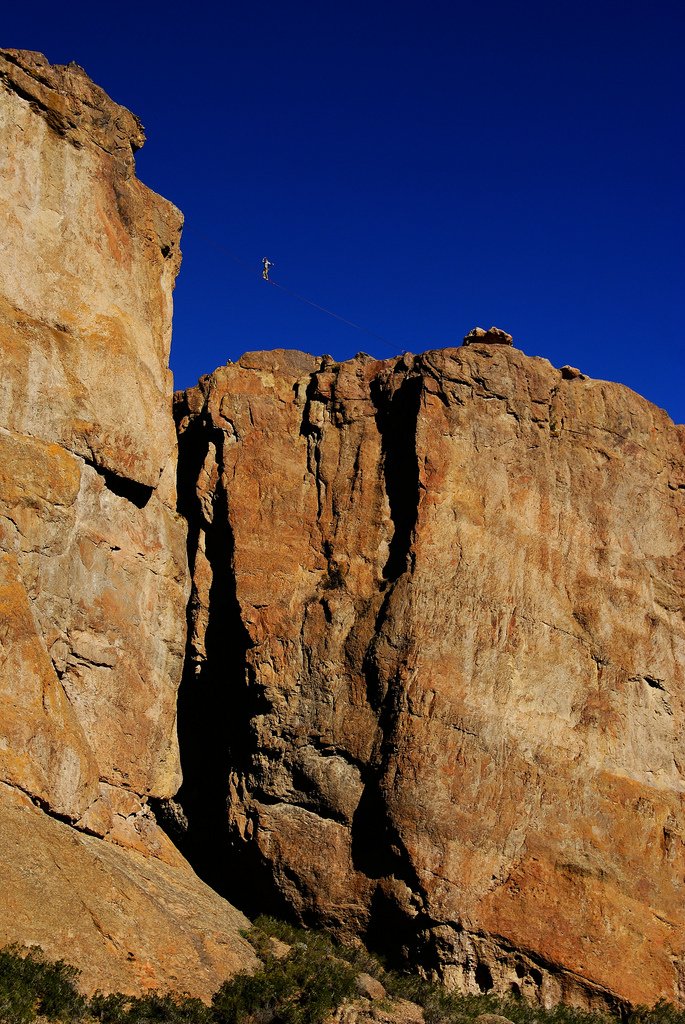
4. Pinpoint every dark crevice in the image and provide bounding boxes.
[86,459,154,509]
[149,797,188,845]
[168,416,288,917]
[346,373,426,954]
[300,370,326,521]
[352,648,428,962]
[360,590,395,711]
[165,417,245,898]
[475,961,494,992]
[299,371,323,440]
[320,540,346,591]
[363,886,425,967]
[351,779,403,880]
[350,685,426,926]
[370,375,422,582]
